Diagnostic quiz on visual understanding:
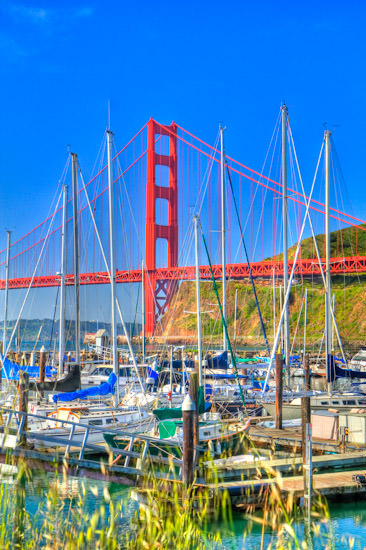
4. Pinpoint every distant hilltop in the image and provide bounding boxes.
[270,223,366,262]
[1,319,141,350]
